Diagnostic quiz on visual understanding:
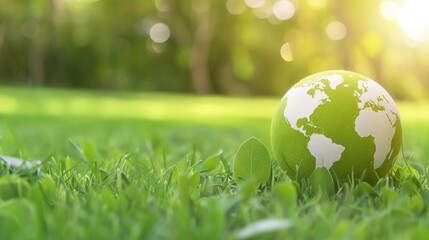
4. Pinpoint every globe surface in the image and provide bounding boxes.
[271,70,402,183]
